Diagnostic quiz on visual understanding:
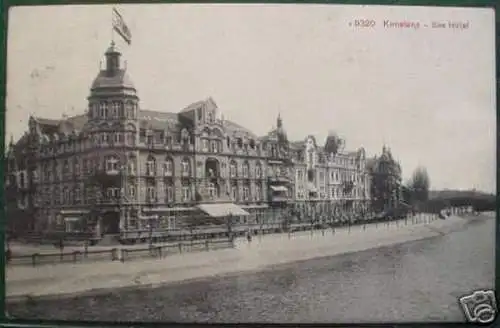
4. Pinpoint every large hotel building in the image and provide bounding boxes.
[6,43,400,239]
